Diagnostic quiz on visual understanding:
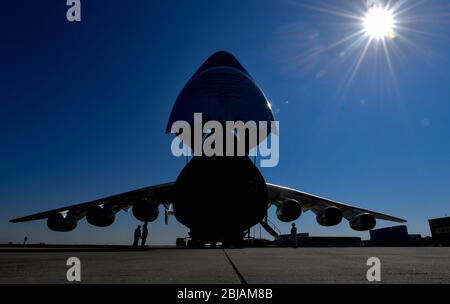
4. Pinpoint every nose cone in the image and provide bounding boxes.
[166,51,275,137]
[193,51,249,77]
